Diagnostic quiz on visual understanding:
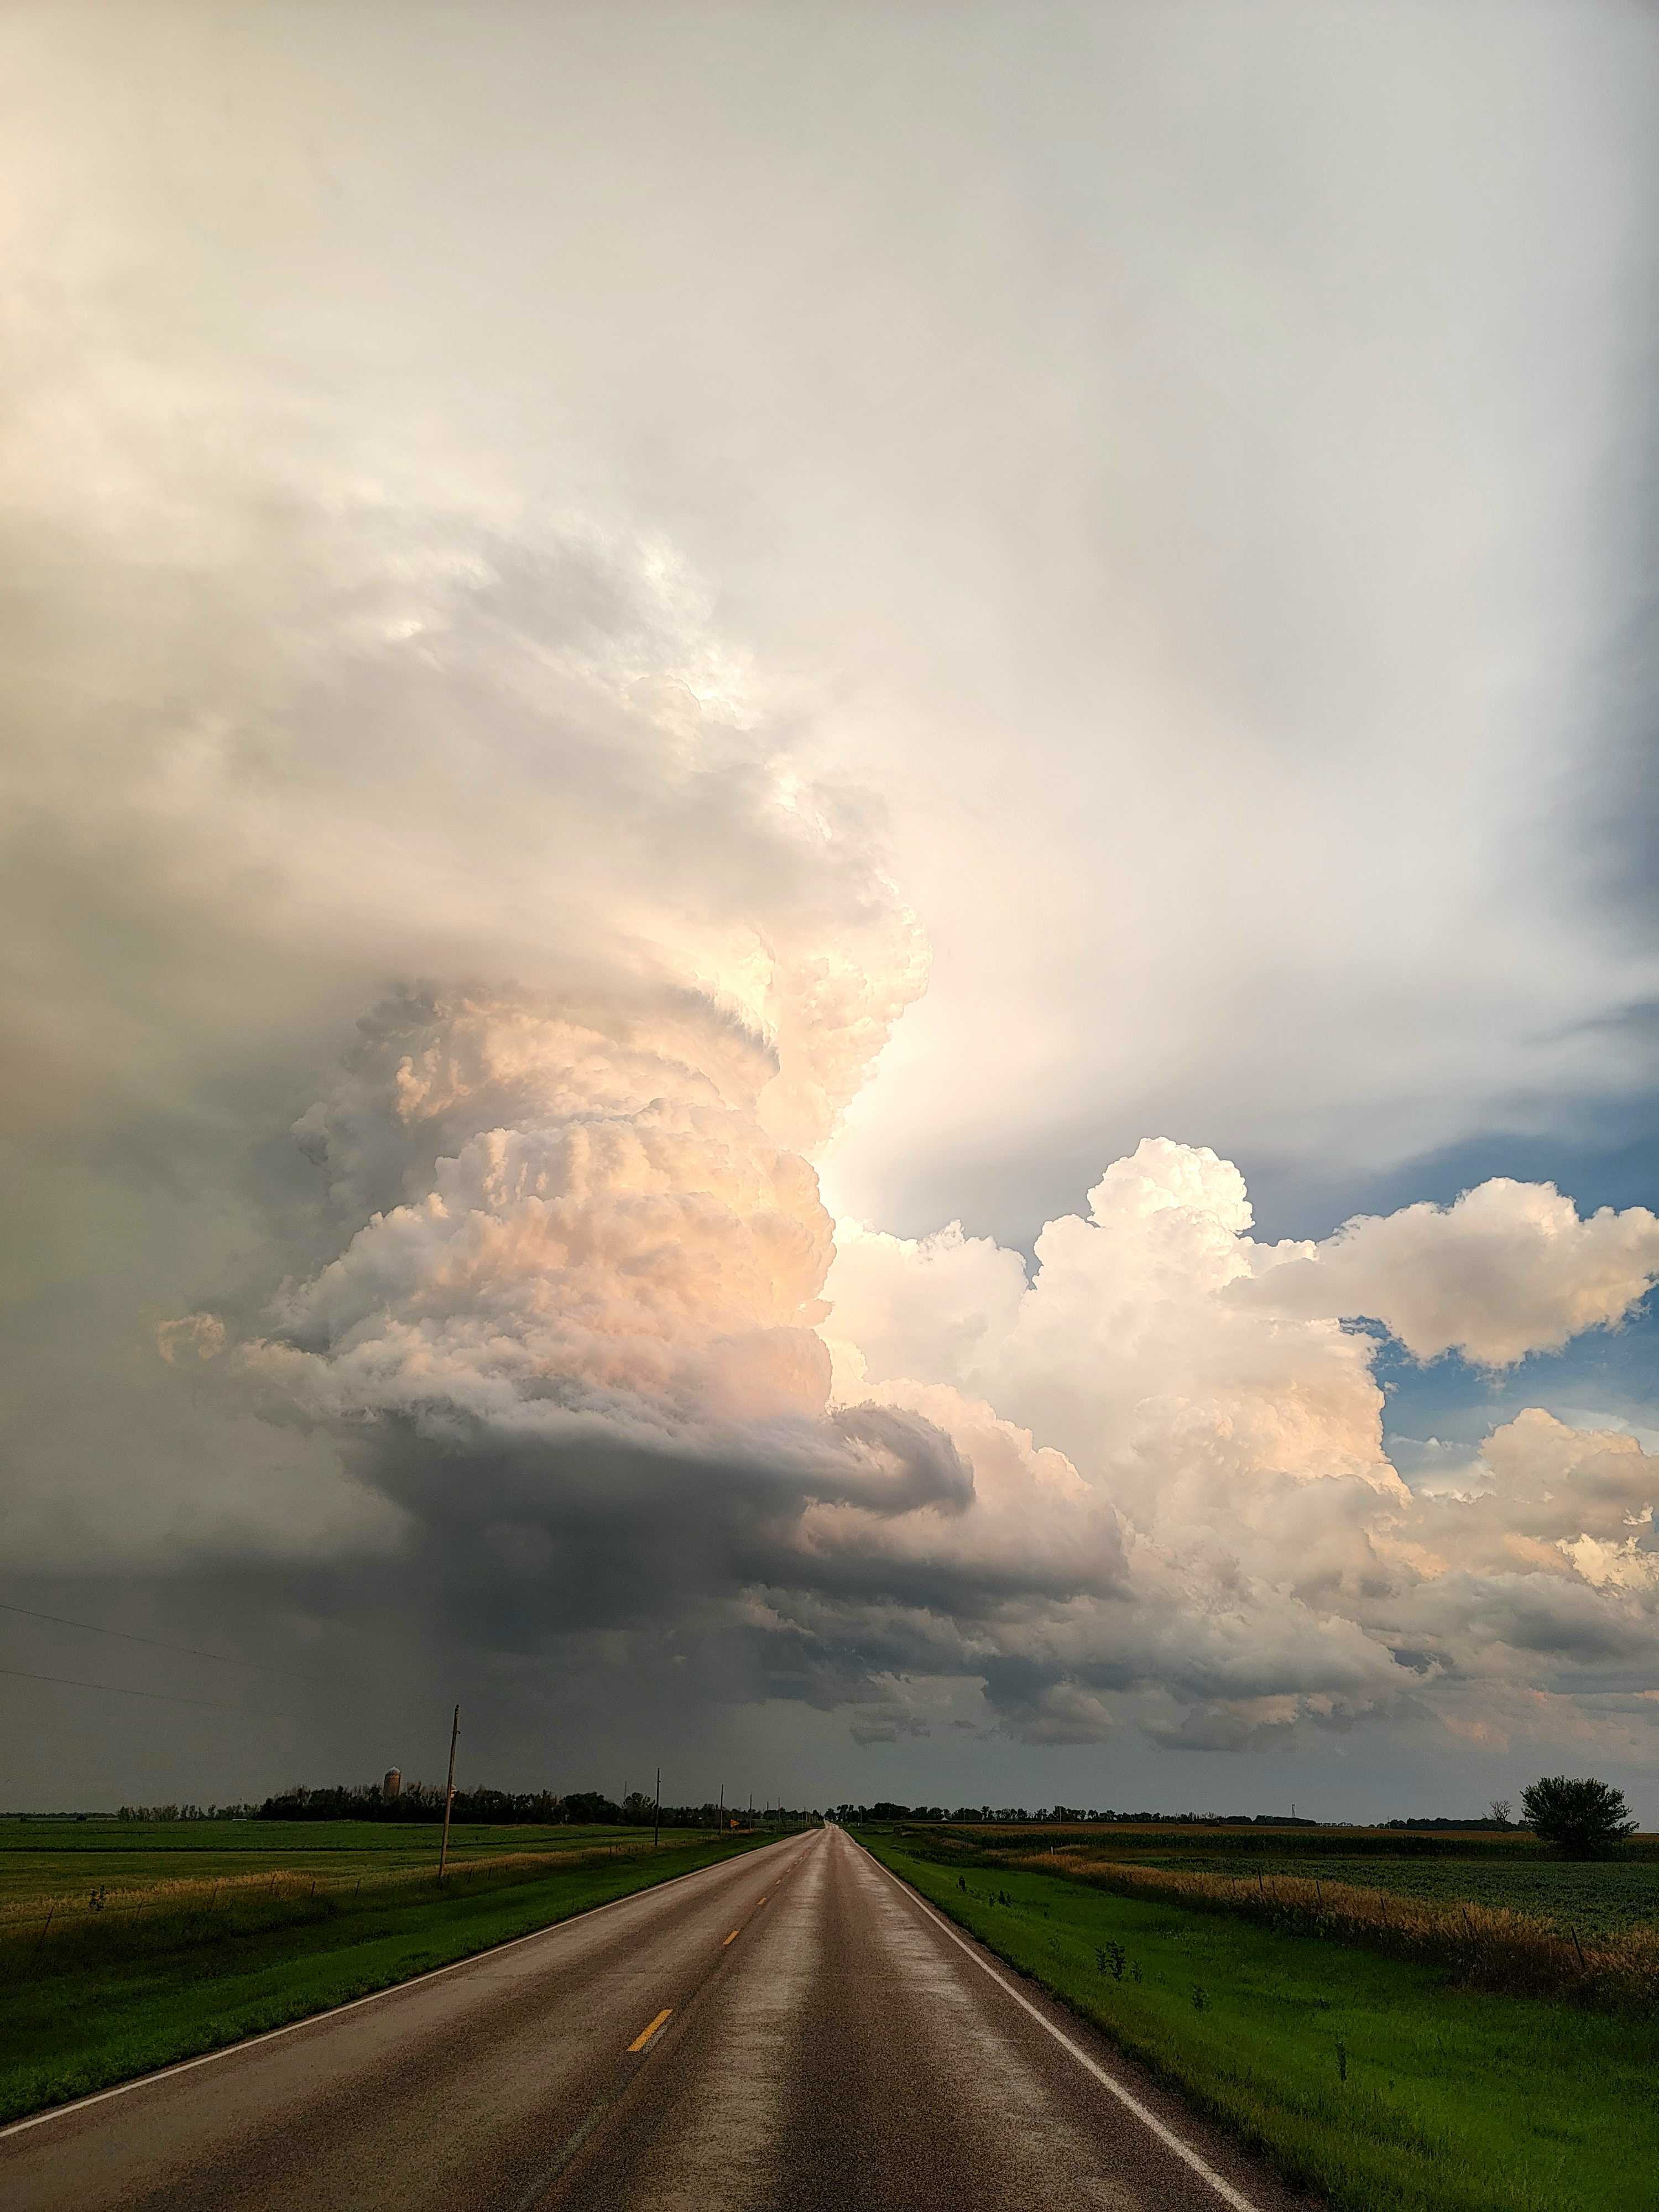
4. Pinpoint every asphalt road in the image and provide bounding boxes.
[0,1824,1310,2211]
